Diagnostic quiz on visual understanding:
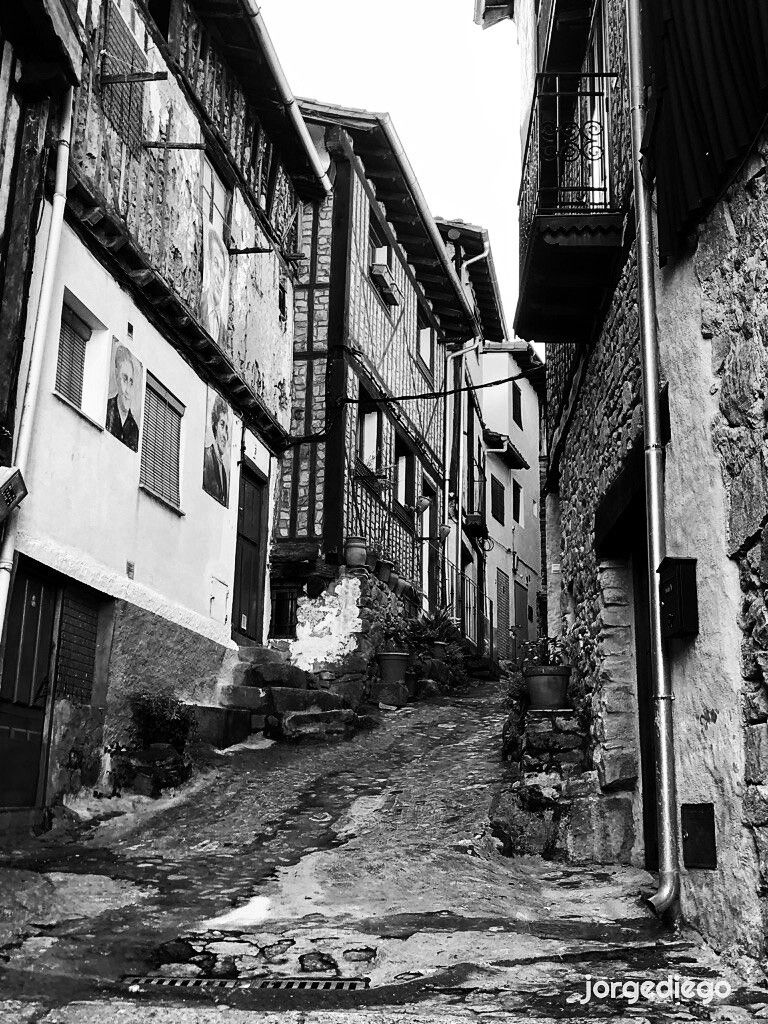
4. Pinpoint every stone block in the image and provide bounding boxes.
[554,715,581,733]
[743,786,768,827]
[527,731,584,753]
[190,705,251,748]
[566,794,634,864]
[729,448,768,555]
[280,709,355,742]
[746,725,768,784]
[217,685,269,713]
[268,687,350,714]
[377,681,410,708]
[745,685,768,723]
[563,771,600,799]
[595,742,638,790]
